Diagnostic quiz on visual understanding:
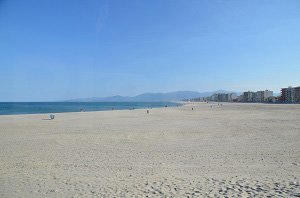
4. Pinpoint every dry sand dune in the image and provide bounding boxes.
[0,103,300,197]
